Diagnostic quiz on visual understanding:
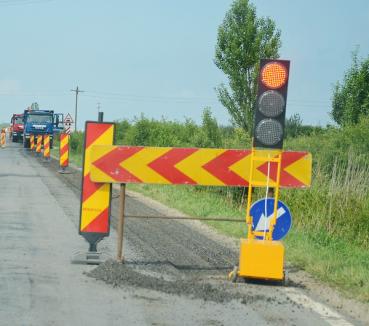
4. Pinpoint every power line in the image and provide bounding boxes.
[0,92,68,97]
[0,87,332,109]
[84,90,331,105]
[83,91,218,103]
